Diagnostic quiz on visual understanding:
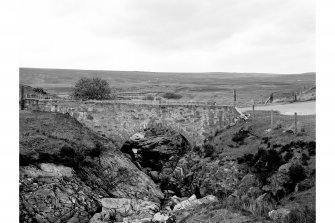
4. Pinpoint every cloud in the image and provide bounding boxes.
[92,0,293,50]
[19,0,315,73]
